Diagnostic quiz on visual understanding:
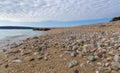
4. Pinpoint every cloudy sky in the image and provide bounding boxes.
[0,0,120,27]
